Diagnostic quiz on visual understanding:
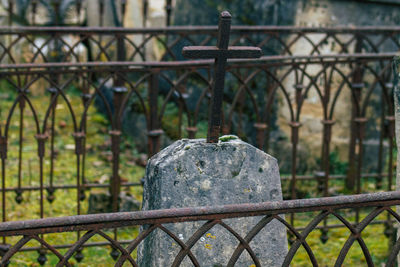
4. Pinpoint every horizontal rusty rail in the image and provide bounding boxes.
[1,25,400,64]
[0,182,141,192]
[3,25,400,34]
[0,191,398,236]
[0,53,396,74]
[7,218,395,254]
